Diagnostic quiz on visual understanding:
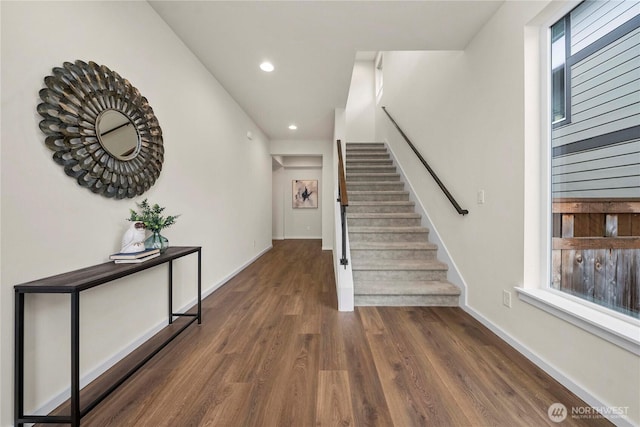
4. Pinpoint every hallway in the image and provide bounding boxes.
[45,240,610,426]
